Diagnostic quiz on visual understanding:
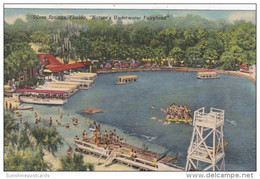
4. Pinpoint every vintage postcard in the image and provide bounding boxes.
[3,3,256,176]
